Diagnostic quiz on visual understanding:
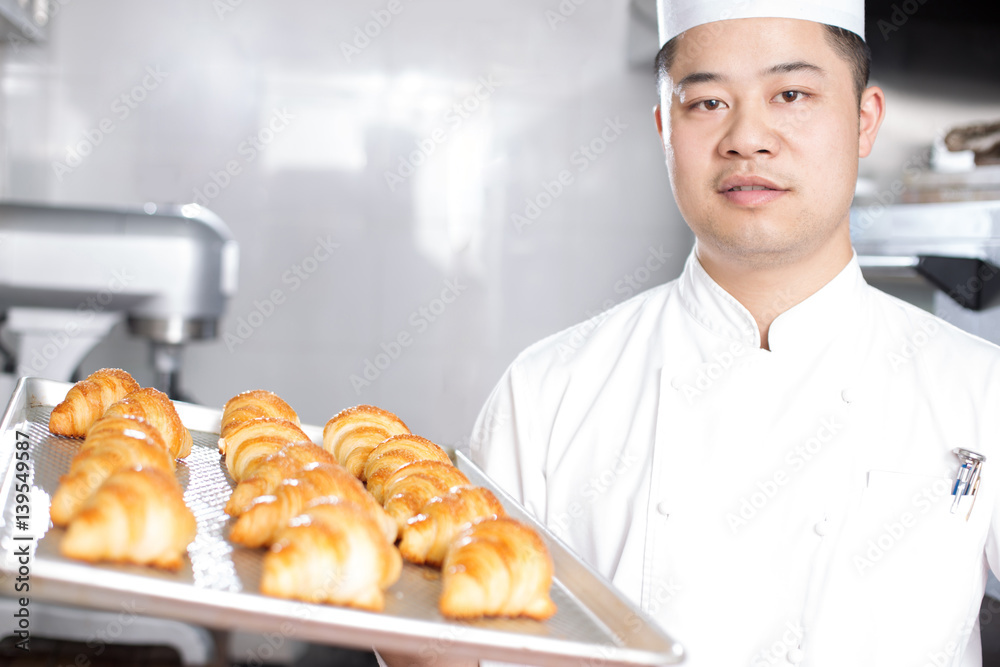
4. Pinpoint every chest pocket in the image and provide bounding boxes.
[811,470,986,663]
